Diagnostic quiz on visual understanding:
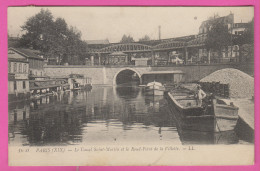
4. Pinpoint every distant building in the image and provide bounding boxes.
[86,39,110,49]
[8,49,30,101]
[230,22,249,35]
[8,48,46,80]
[199,13,234,35]
[196,13,244,63]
